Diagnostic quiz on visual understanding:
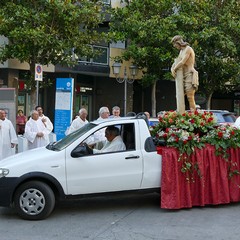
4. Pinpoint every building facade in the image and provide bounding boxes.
[0,0,239,128]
